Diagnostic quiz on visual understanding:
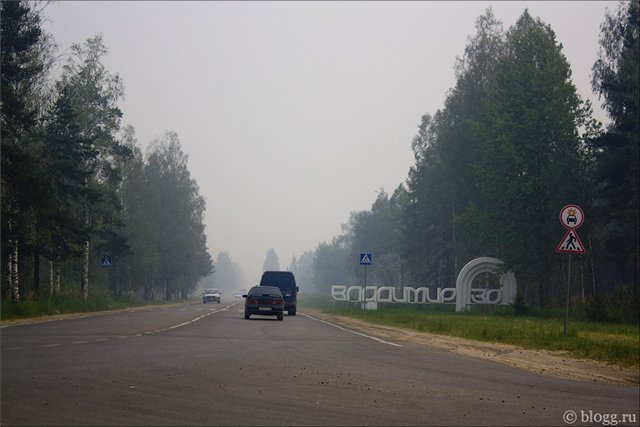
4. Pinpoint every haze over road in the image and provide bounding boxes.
[2,300,638,426]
